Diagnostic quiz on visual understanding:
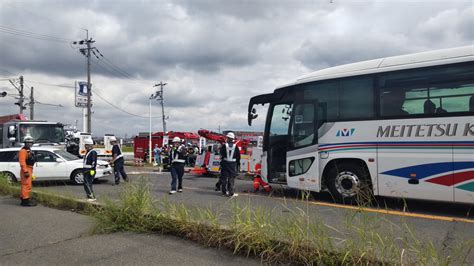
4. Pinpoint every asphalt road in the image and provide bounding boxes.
[0,196,260,265]
[25,166,474,263]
